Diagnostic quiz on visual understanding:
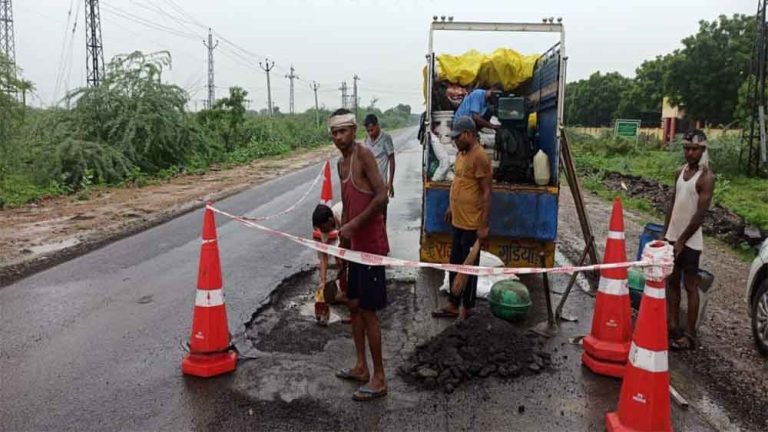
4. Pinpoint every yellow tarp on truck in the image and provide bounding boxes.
[425,48,539,99]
